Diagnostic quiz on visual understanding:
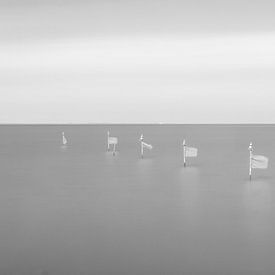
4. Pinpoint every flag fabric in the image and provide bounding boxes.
[63,136,67,145]
[108,137,118,145]
[251,155,268,169]
[107,132,118,155]
[142,142,153,150]
[62,132,67,145]
[185,146,198,157]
